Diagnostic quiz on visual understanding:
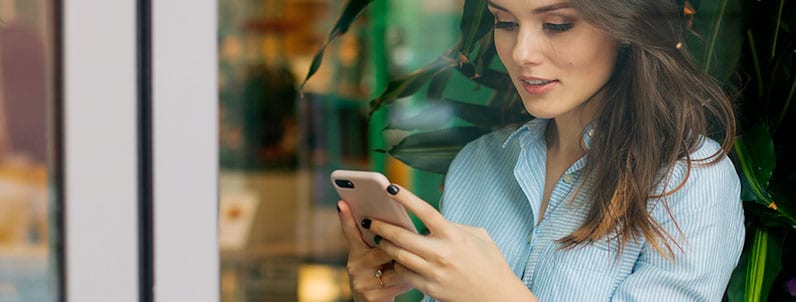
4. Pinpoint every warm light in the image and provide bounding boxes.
[298,264,349,302]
